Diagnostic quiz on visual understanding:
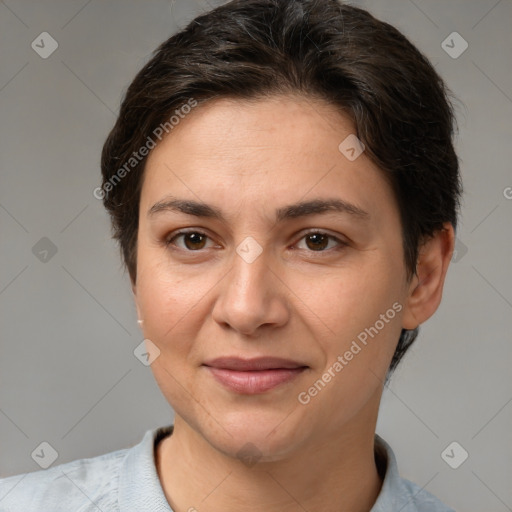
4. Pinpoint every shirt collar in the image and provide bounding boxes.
[118,425,174,511]
[371,434,407,511]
